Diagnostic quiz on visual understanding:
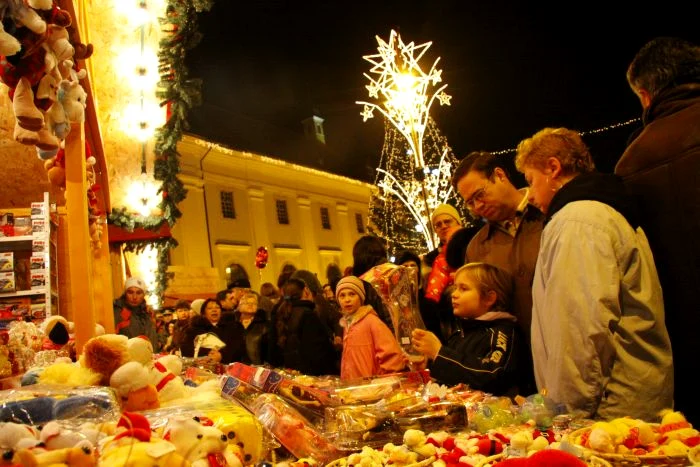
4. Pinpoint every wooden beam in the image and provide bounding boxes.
[64,122,96,354]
